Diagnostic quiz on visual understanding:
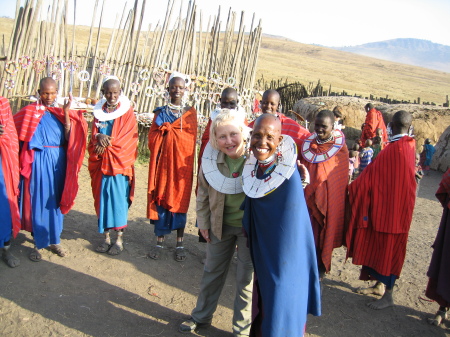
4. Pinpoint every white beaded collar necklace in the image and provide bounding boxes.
[93,95,131,121]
